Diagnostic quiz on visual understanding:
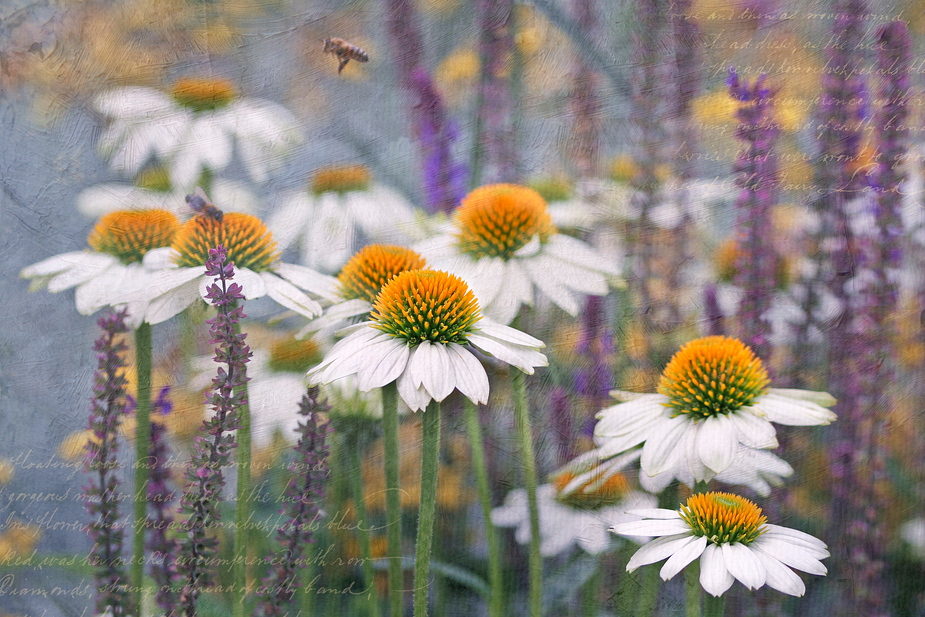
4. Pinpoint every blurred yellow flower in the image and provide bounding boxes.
[0,460,13,485]
[0,525,41,560]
